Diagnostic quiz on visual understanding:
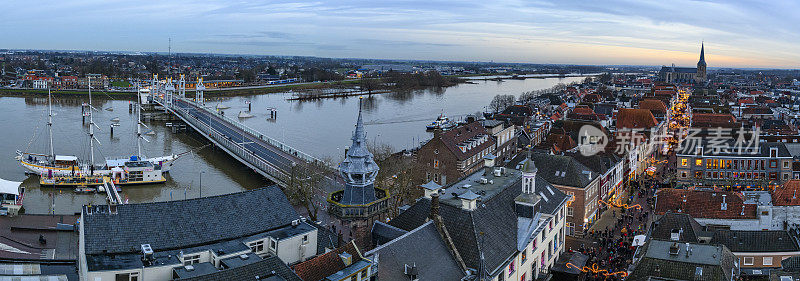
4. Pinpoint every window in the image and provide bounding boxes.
[269,238,277,250]
[681,158,688,166]
[785,161,790,169]
[248,240,265,253]
[681,171,688,179]
[433,159,440,169]
[744,257,754,265]
[763,257,773,266]
[695,159,702,166]
[183,254,200,266]
[771,160,778,168]
[567,207,573,217]
[115,272,139,281]
[521,249,528,263]
[508,260,515,275]
[302,235,309,244]
[360,269,368,279]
